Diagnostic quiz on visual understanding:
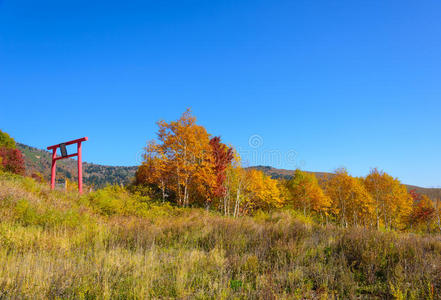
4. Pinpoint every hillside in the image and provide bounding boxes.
[18,143,137,188]
[1,172,440,298]
[251,165,332,180]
